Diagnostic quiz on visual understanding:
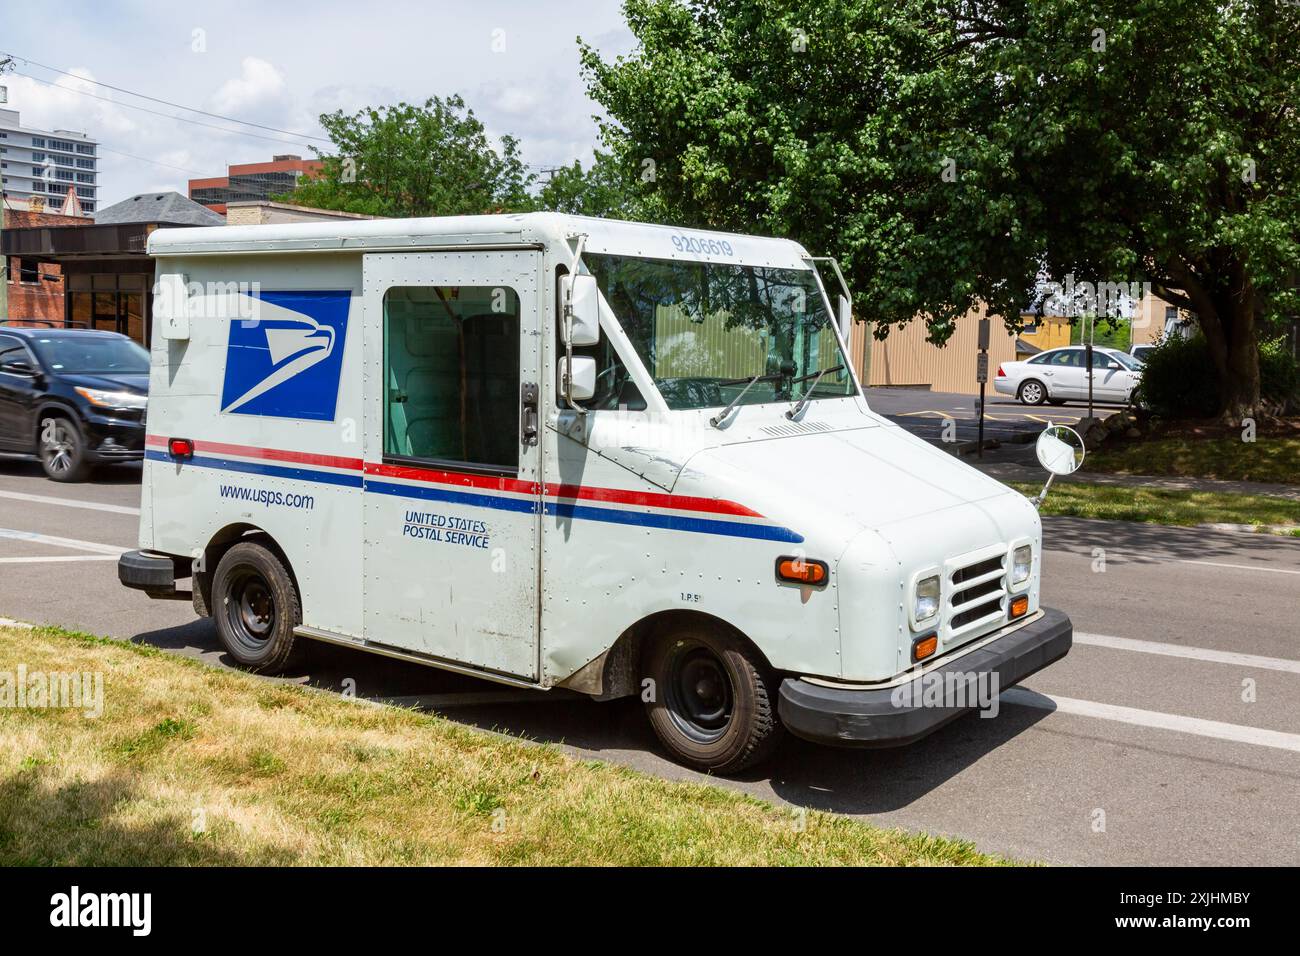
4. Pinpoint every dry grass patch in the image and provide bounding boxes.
[0,625,1006,866]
